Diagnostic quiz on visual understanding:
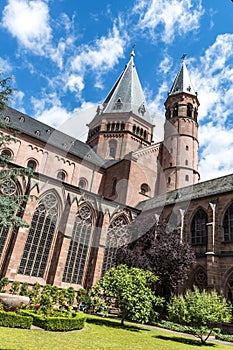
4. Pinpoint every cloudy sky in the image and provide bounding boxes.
[0,0,233,182]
